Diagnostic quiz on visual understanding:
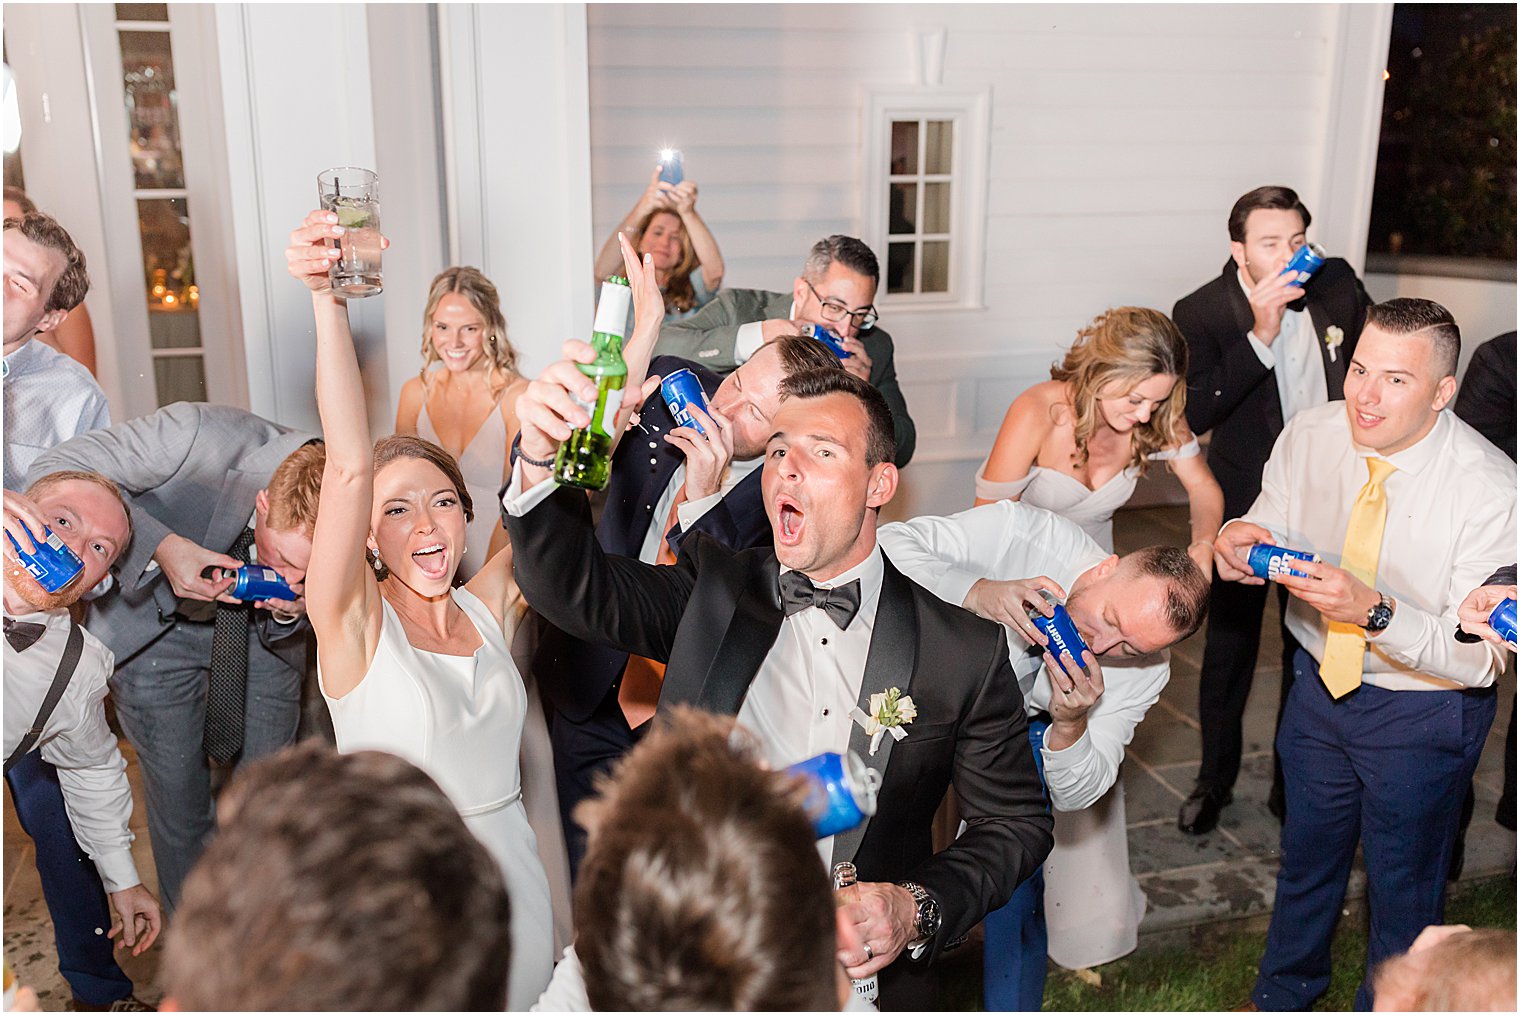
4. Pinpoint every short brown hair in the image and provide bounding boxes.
[3,211,89,313]
[263,442,325,535]
[574,707,839,1012]
[1121,545,1210,640]
[1366,297,1462,378]
[780,366,897,467]
[764,332,847,377]
[164,743,512,1011]
[25,470,133,549]
[1228,186,1312,243]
